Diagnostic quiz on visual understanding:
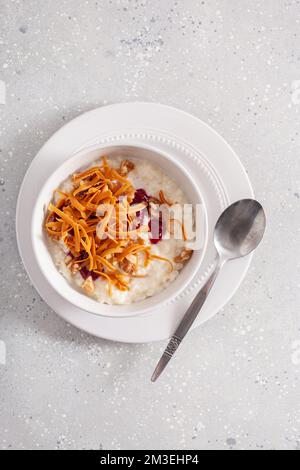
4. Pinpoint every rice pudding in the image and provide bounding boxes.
[44,156,194,305]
